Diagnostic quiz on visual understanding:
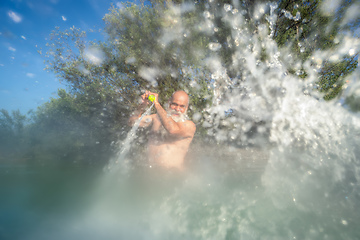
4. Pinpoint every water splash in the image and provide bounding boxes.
[138,67,160,87]
[84,46,105,66]
[105,102,154,175]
